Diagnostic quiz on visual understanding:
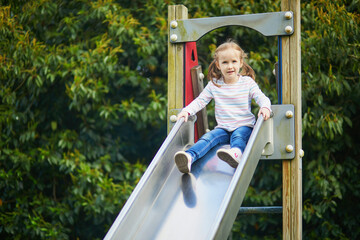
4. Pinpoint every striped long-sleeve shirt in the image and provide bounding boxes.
[183,76,271,132]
